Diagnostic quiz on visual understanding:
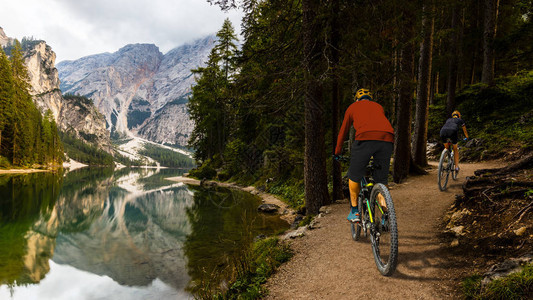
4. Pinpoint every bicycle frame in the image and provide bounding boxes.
[358,175,385,231]
[445,142,456,170]
[438,141,457,191]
